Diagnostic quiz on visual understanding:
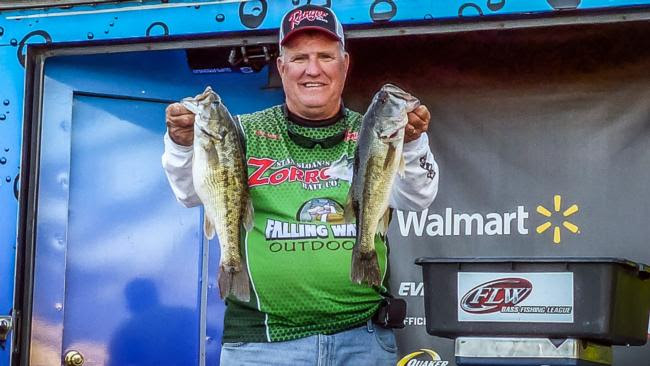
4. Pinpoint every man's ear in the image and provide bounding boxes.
[343,52,350,75]
[276,56,284,76]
